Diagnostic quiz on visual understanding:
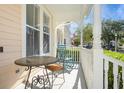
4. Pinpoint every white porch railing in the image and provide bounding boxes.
[103,55,124,89]
[65,46,80,63]
[80,48,124,89]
